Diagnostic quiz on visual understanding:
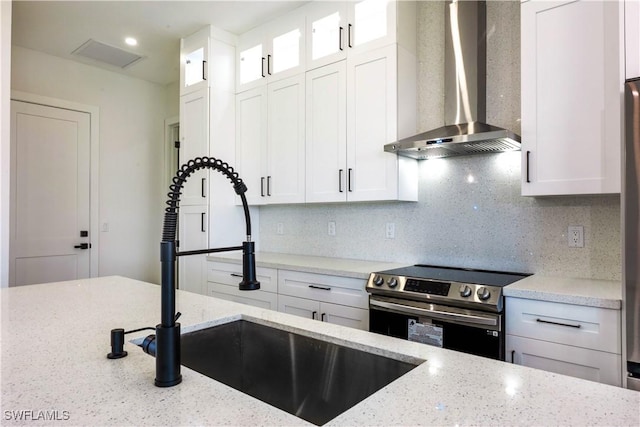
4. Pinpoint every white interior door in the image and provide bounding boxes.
[10,100,91,286]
